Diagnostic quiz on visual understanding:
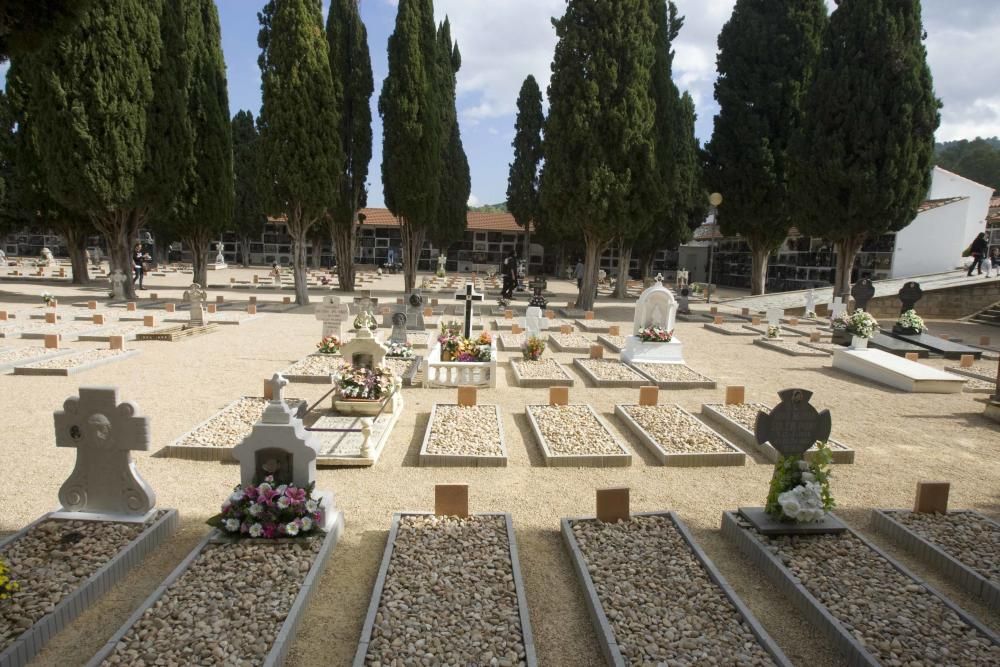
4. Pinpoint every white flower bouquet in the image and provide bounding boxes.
[834,310,878,339]
[896,309,925,332]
